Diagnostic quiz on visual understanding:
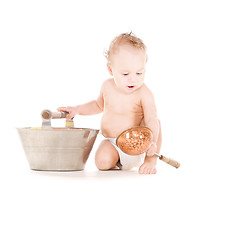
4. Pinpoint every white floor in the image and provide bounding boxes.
[1,128,230,240]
